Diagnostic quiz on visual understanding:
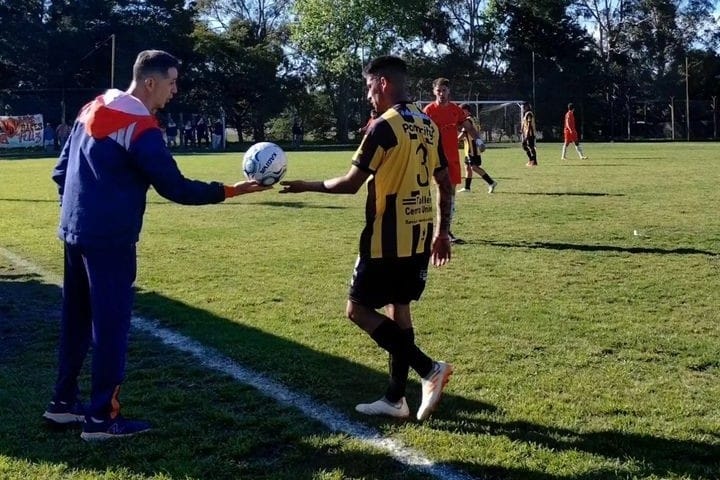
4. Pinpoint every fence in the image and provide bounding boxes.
[2,88,718,146]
